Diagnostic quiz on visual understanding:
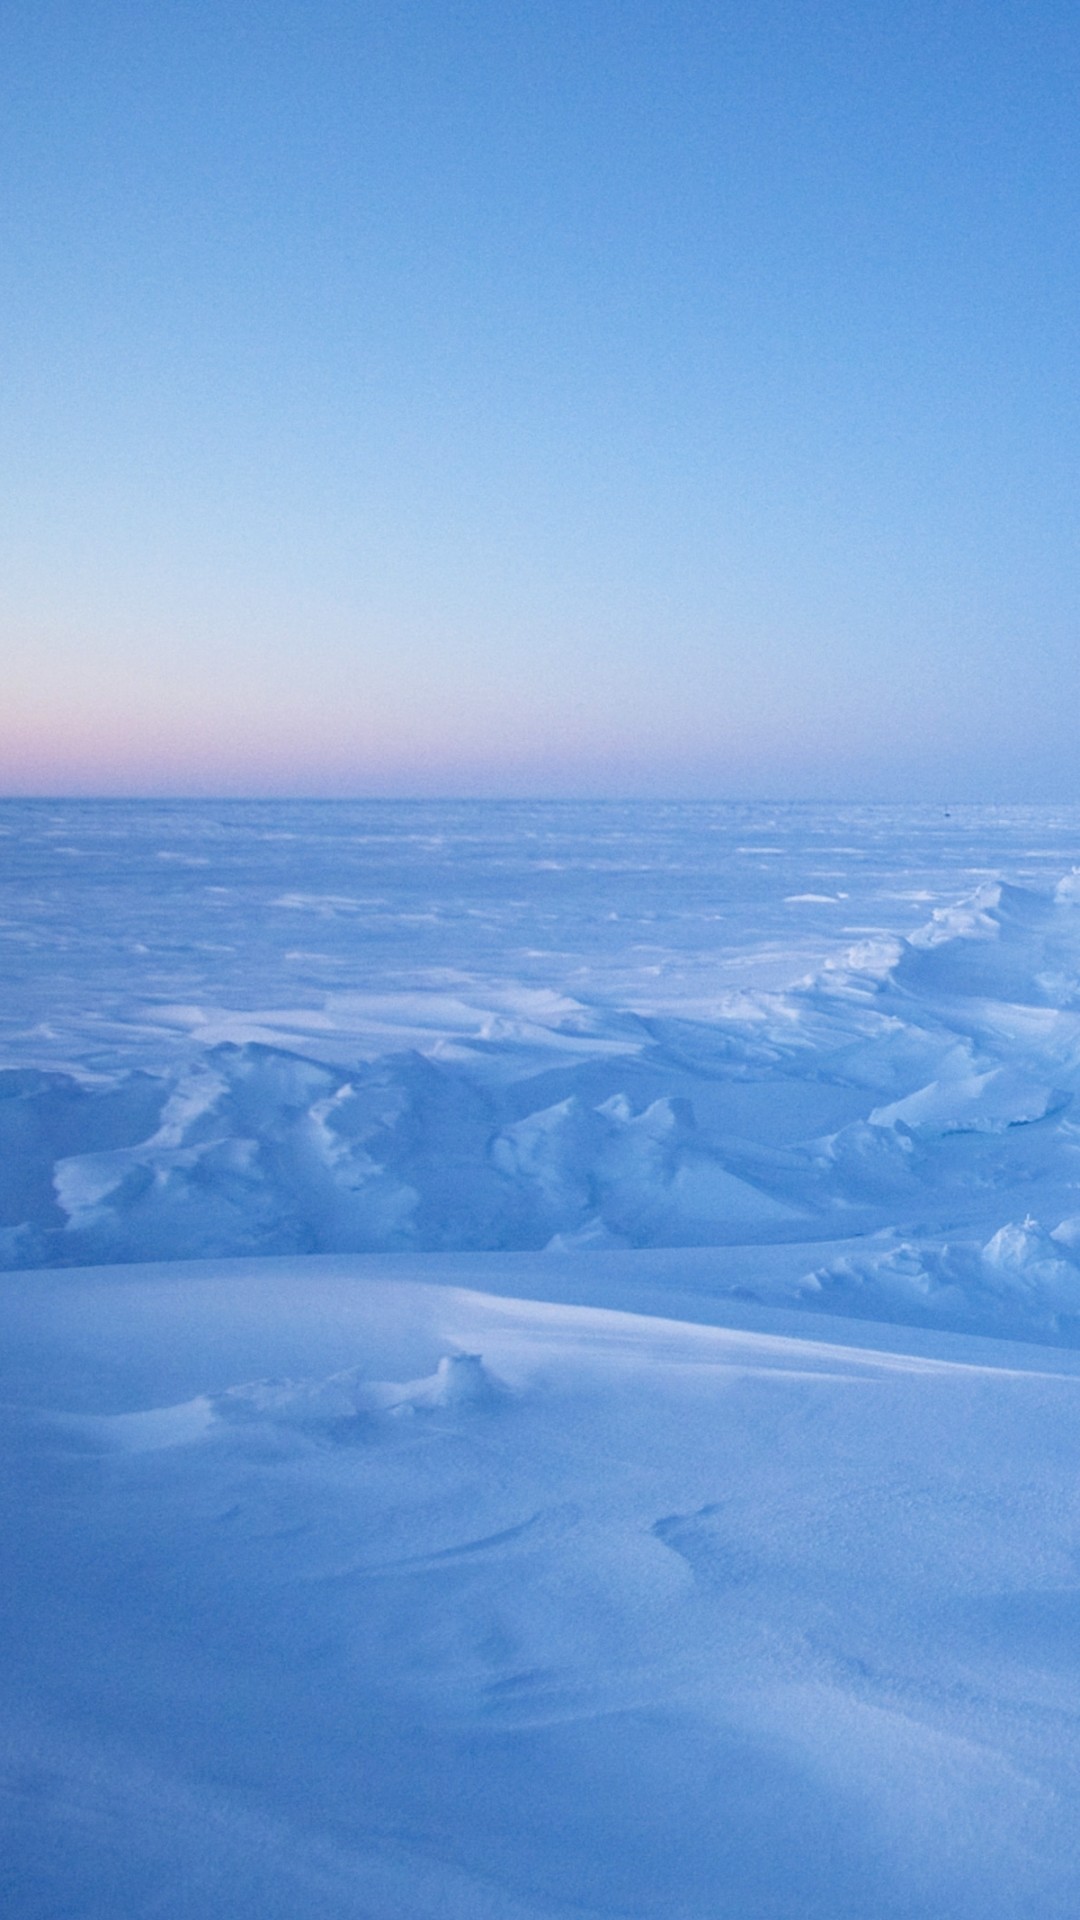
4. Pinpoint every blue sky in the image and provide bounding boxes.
[4,0,1080,798]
